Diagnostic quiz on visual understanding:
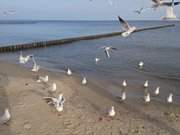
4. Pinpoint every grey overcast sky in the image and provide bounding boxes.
[0,0,180,20]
